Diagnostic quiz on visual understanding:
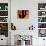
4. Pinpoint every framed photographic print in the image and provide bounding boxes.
[17,10,29,19]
